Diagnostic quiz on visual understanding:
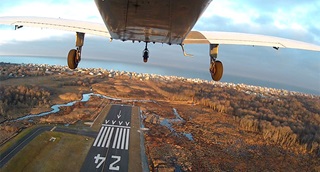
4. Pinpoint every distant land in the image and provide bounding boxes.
[0,55,319,95]
[0,62,319,171]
